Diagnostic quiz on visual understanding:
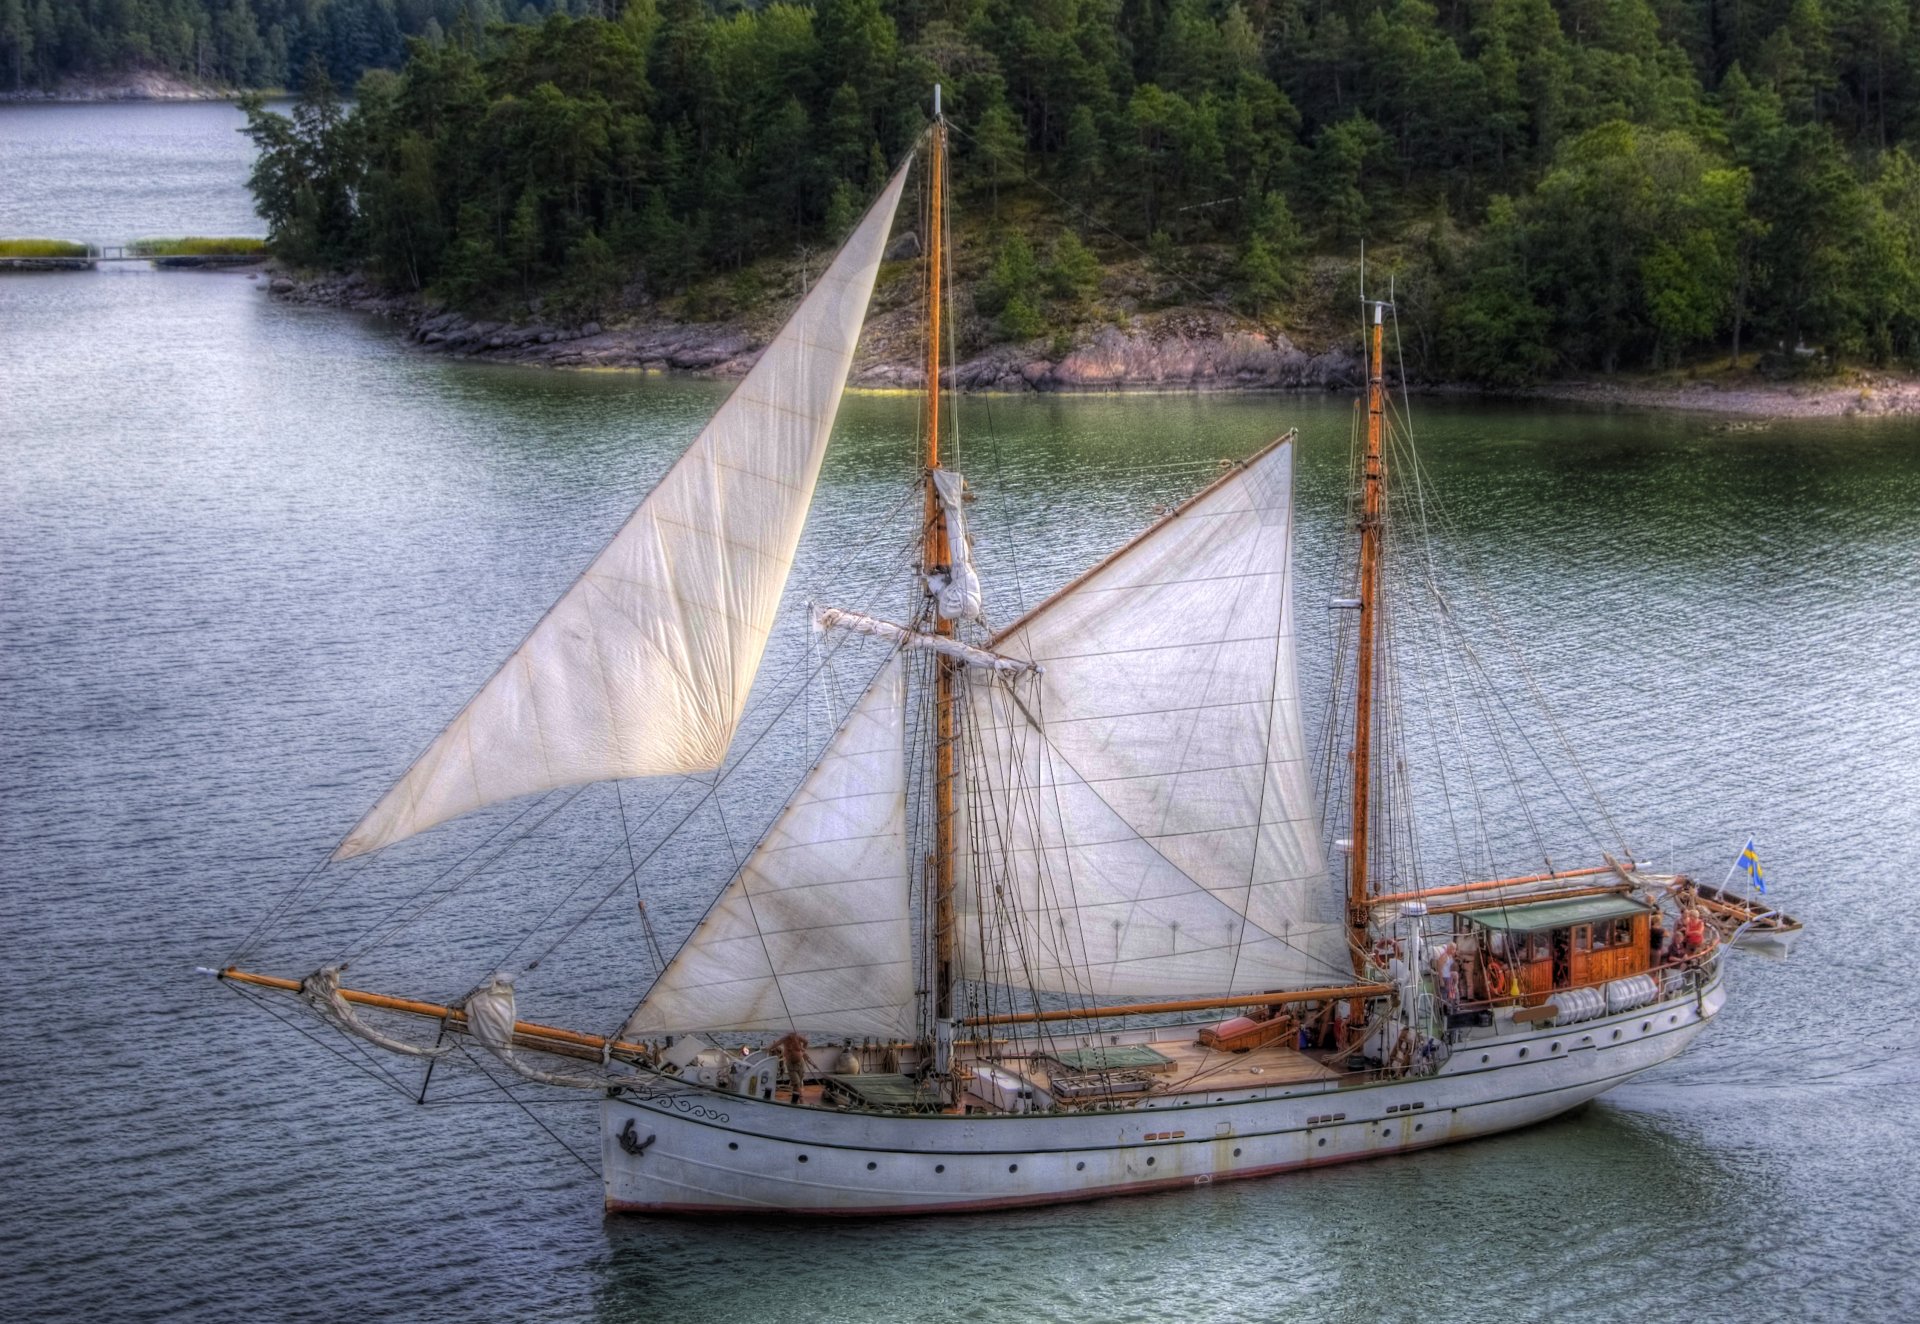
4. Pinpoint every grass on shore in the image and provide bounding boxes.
[0,238,91,257]
[128,236,267,257]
